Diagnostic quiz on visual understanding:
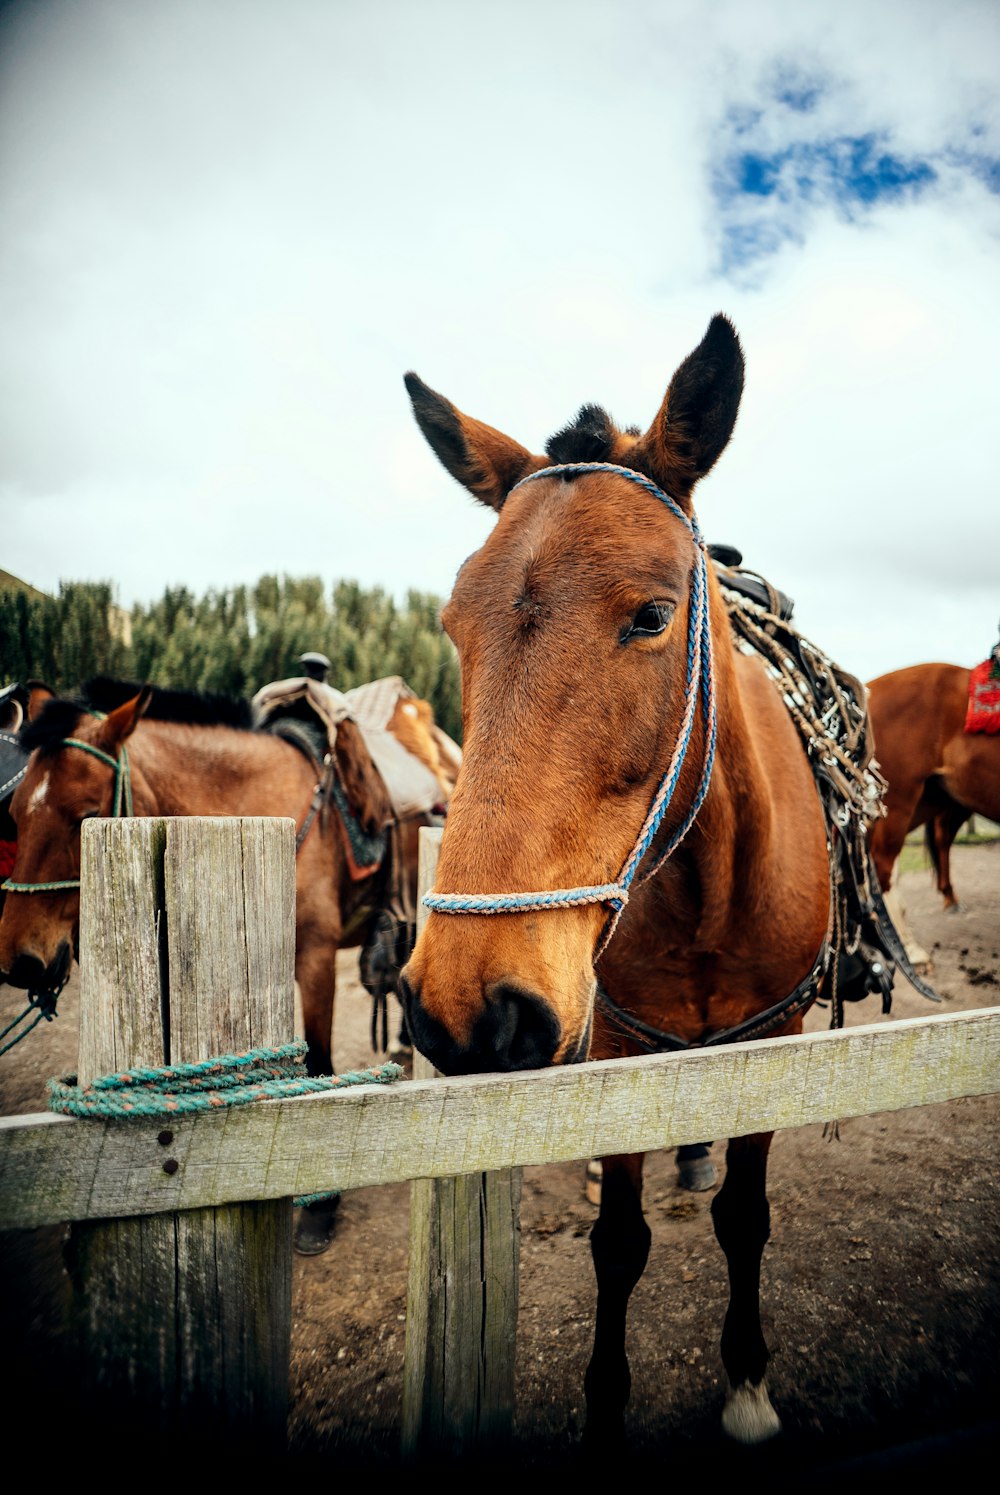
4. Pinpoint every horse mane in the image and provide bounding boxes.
[20,679,254,756]
[545,405,642,465]
[84,677,254,730]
